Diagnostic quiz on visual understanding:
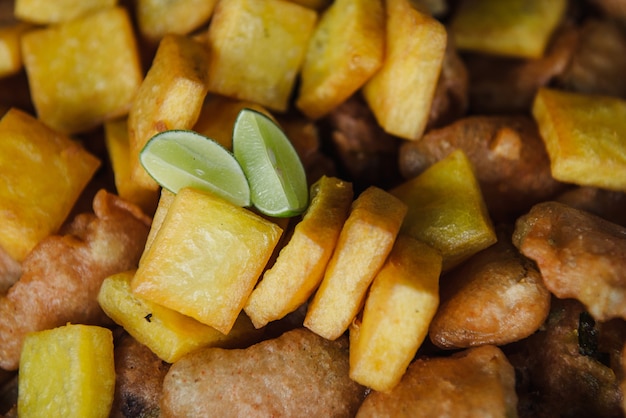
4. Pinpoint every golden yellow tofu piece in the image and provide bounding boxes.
[296,0,384,120]
[205,0,317,112]
[362,0,446,140]
[128,33,210,191]
[20,7,142,134]
[0,22,31,78]
[304,186,407,340]
[532,87,626,192]
[193,94,274,149]
[18,324,115,418]
[104,118,159,216]
[244,176,354,328]
[450,0,566,59]
[349,235,442,392]
[132,187,283,334]
[0,108,101,262]
[391,149,497,271]
[98,271,263,363]
[136,0,218,43]
[15,0,117,24]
